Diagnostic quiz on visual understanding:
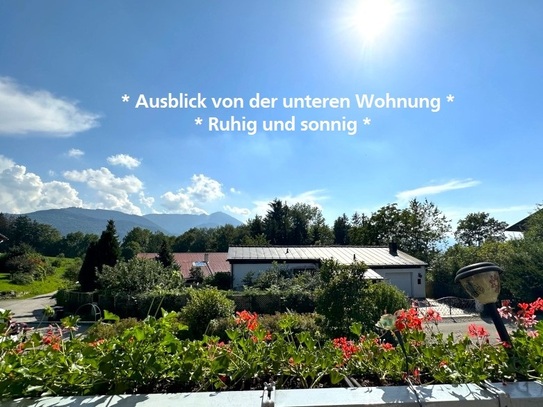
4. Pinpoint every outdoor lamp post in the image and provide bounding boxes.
[455,262,511,344]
